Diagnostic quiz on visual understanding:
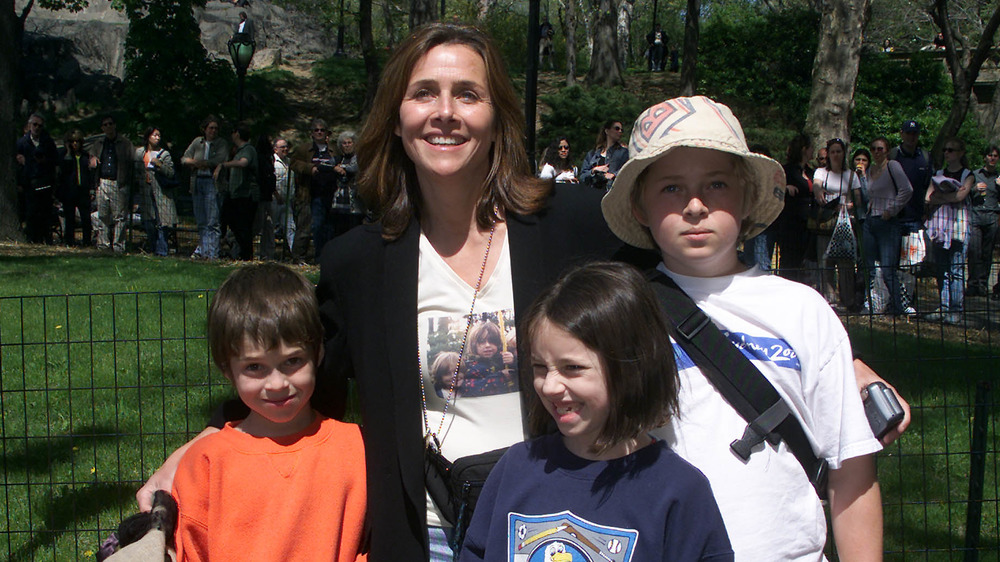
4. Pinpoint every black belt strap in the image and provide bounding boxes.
[648,270,830,499]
